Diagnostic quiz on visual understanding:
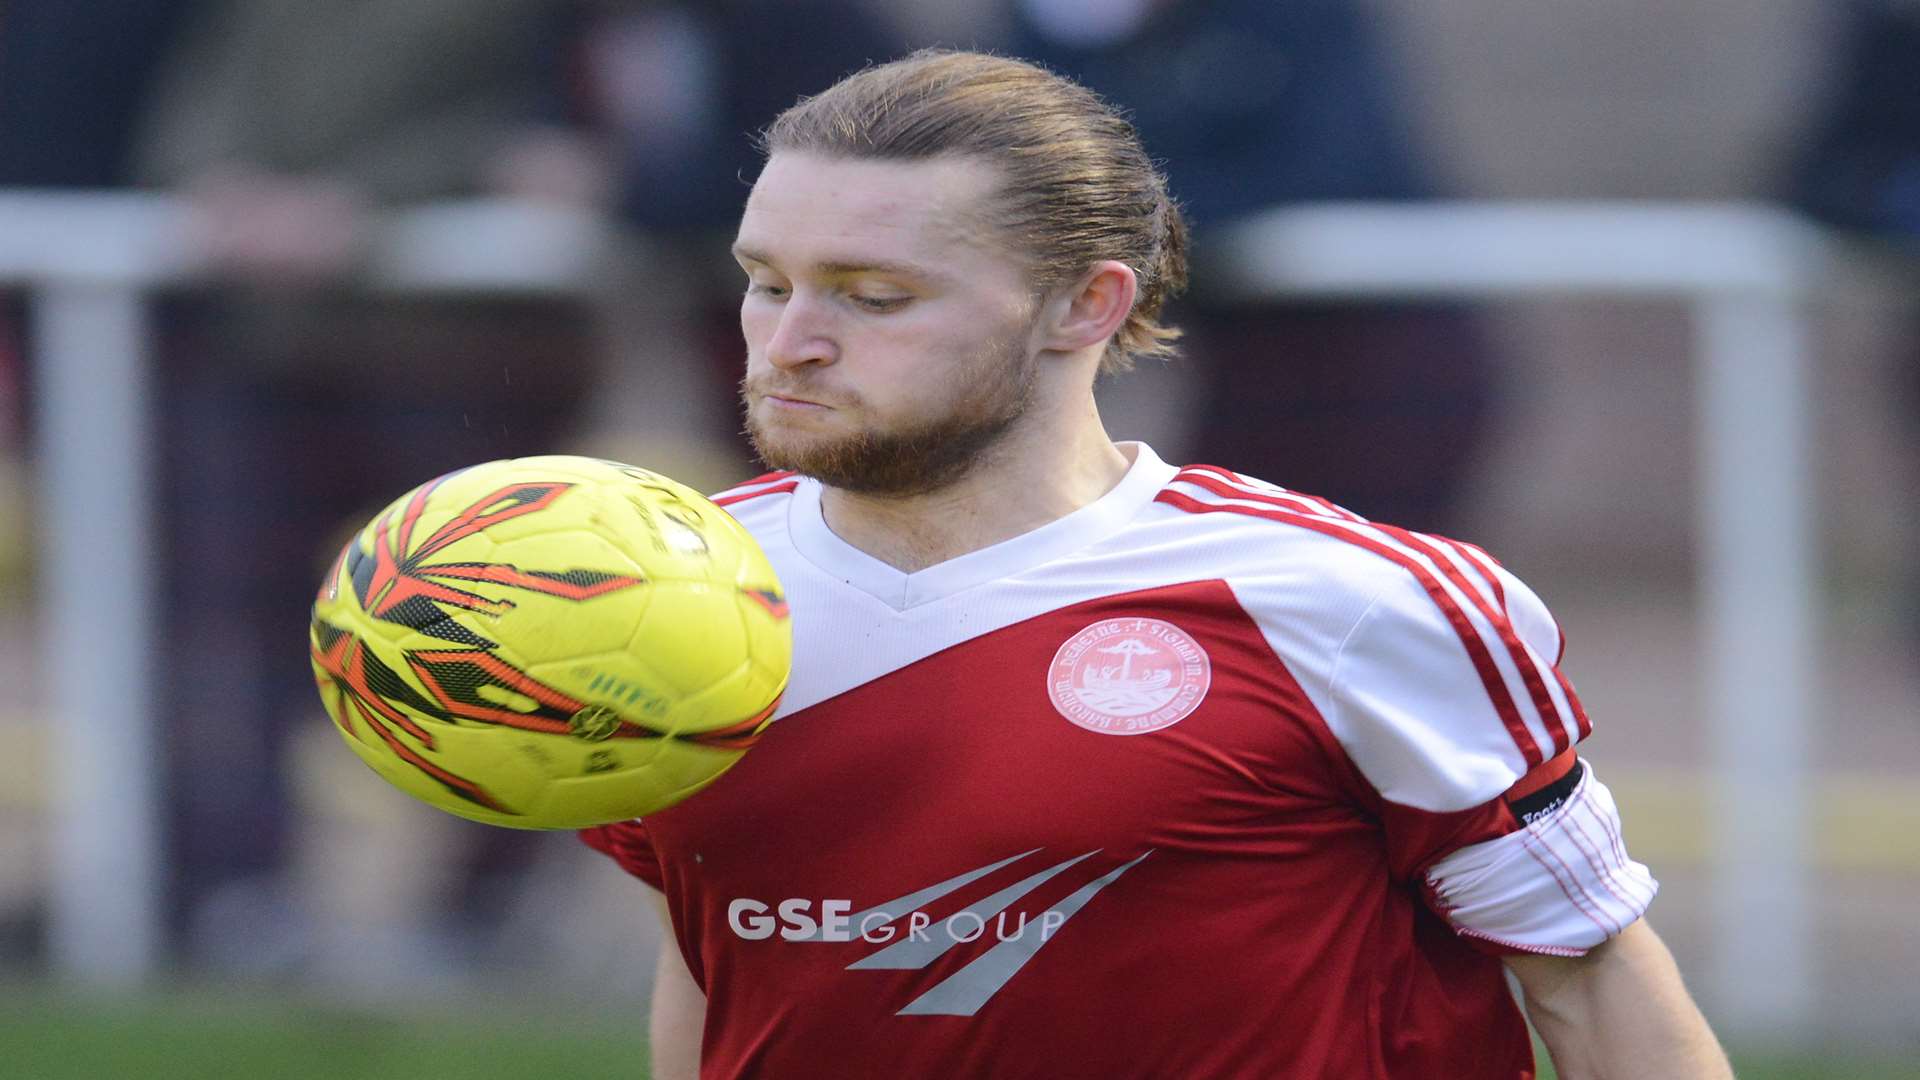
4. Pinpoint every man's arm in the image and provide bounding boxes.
[1506,919,1732,1079]
[647,888,705,1080]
